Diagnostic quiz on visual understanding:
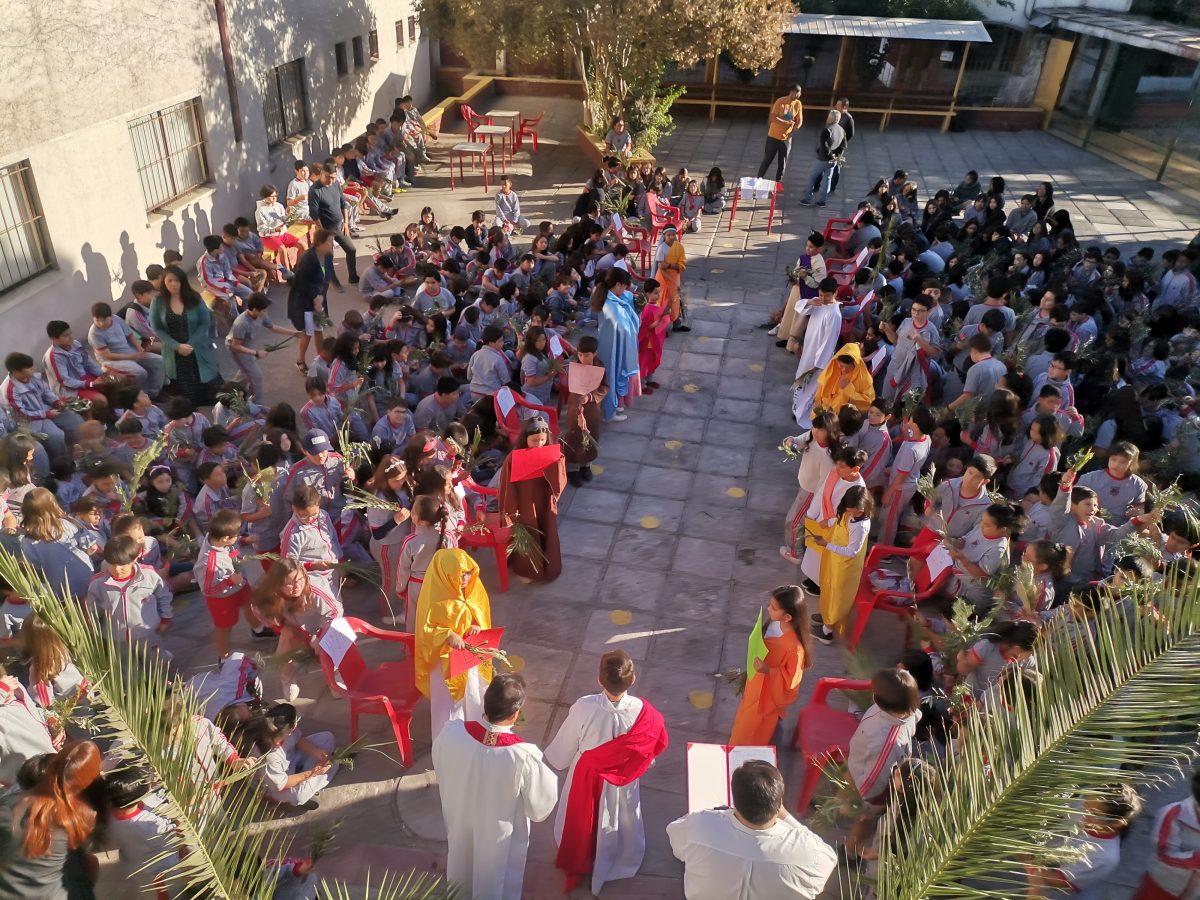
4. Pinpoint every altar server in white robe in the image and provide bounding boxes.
[432,673,558,900]
[544,650,669,895]
[791,278,844,428]
[667,760,836,899]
